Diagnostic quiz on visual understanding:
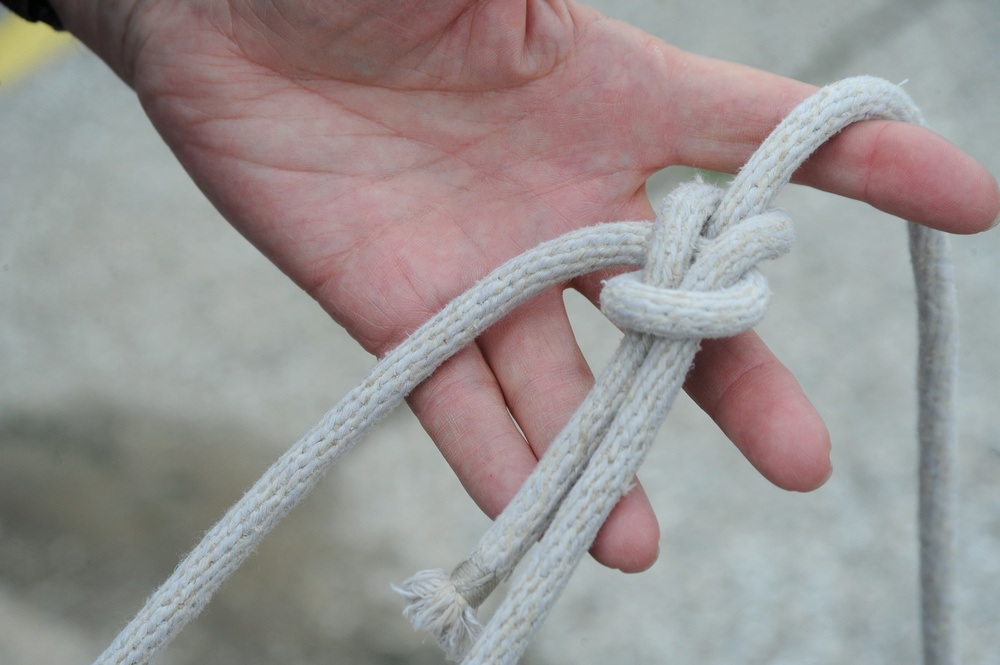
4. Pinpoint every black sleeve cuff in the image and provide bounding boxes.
[2,0,65,30]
